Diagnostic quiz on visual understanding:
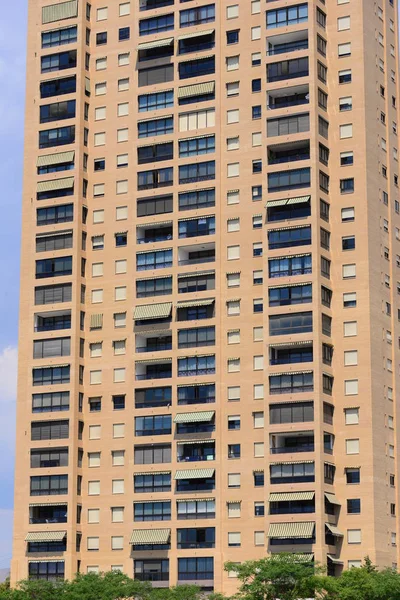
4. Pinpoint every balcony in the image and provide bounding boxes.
[269,371,313,394]
[267,84,309,110]
[29,505,68,524]
[267,195,311,222]
[267,57,309,83]
[178,216,215,239]
[177,441,215,462]
[270,500,315,515]
[268,225,311,250]
[34,310,71,332]
[267,30,309,56]
[135,572,169,583]
[139,0,173,10]
[179,33,215,55]
[270,431,314,454]
[268,141,310,166]
[135,359,172,381]
[136,333,172,353]
[179,56,215,80]
[176,478,215,492]
[269,344,313,365]
[178,242,215,266]
[136,222,173,244]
